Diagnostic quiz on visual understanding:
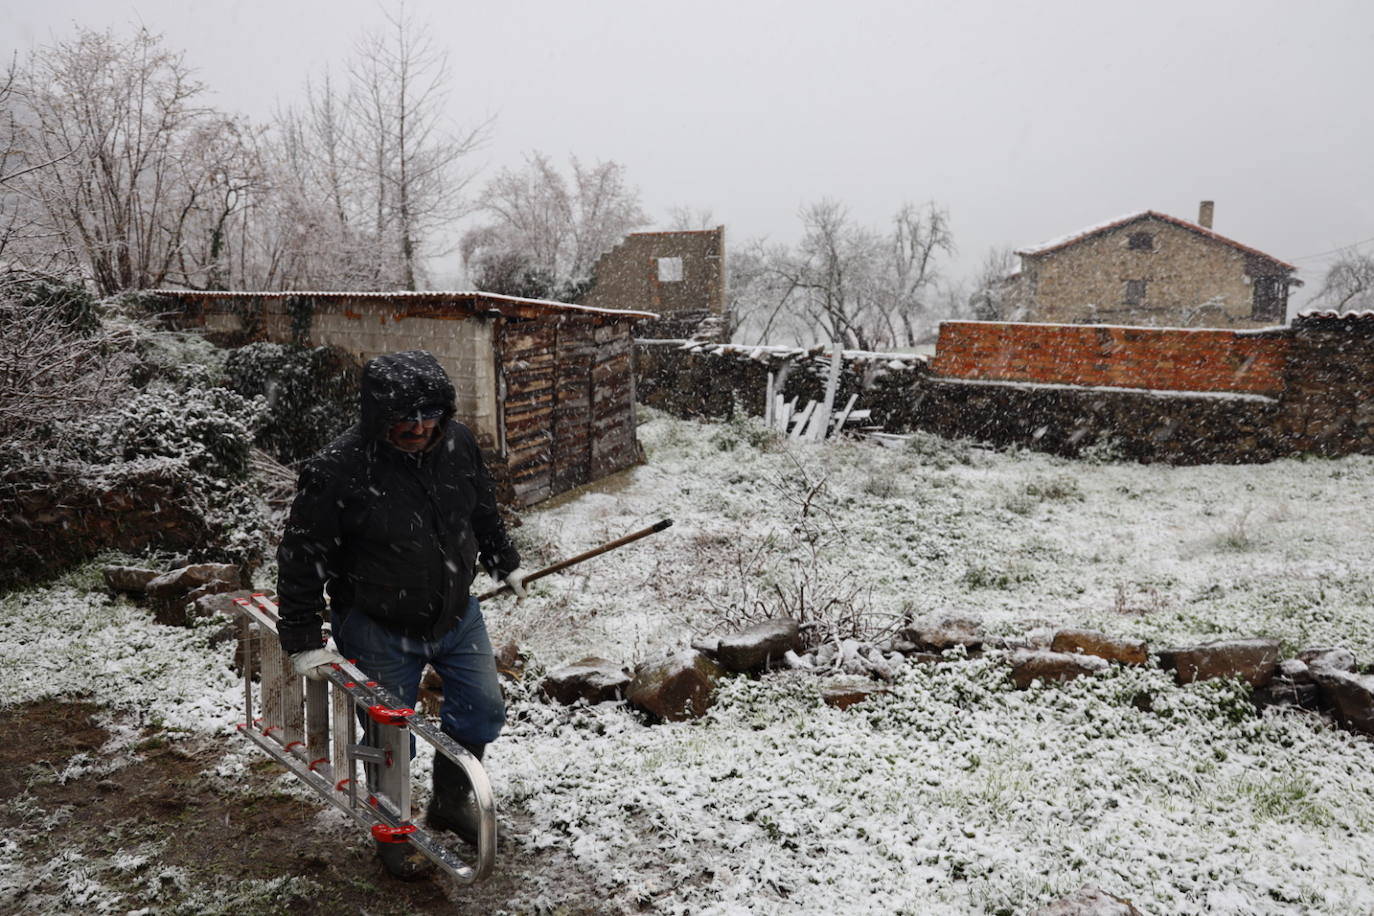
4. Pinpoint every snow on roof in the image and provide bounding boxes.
[1014,210,1298,272]
[1294,308,1374,321]
[146,288,659,320]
